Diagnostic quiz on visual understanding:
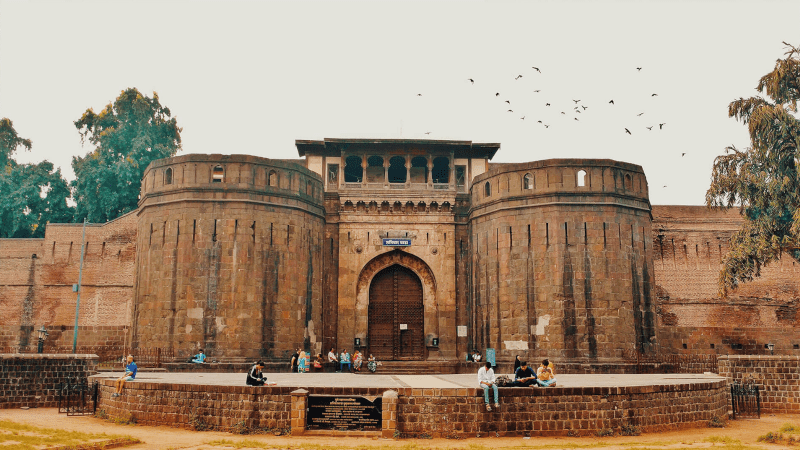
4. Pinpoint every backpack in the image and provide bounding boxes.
[495,375,511,387]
